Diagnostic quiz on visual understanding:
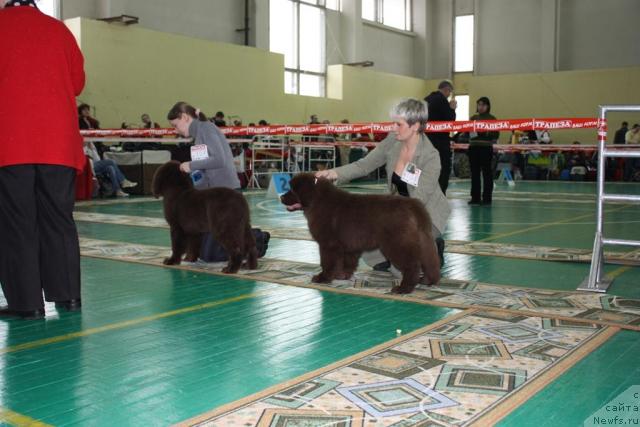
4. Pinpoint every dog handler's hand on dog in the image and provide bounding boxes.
[315,169,338,181]
[180,162,192,173]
